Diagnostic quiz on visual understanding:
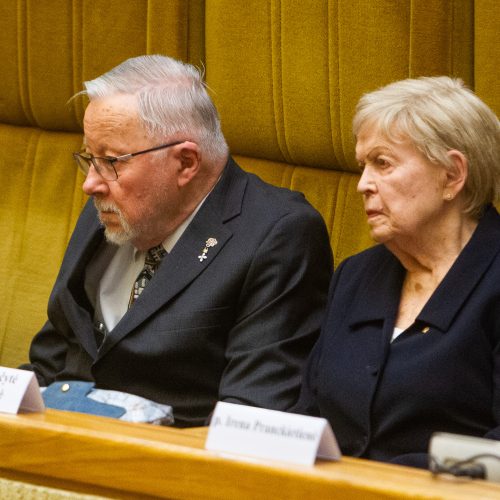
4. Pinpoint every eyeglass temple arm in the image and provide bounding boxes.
[115,141,185,162]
